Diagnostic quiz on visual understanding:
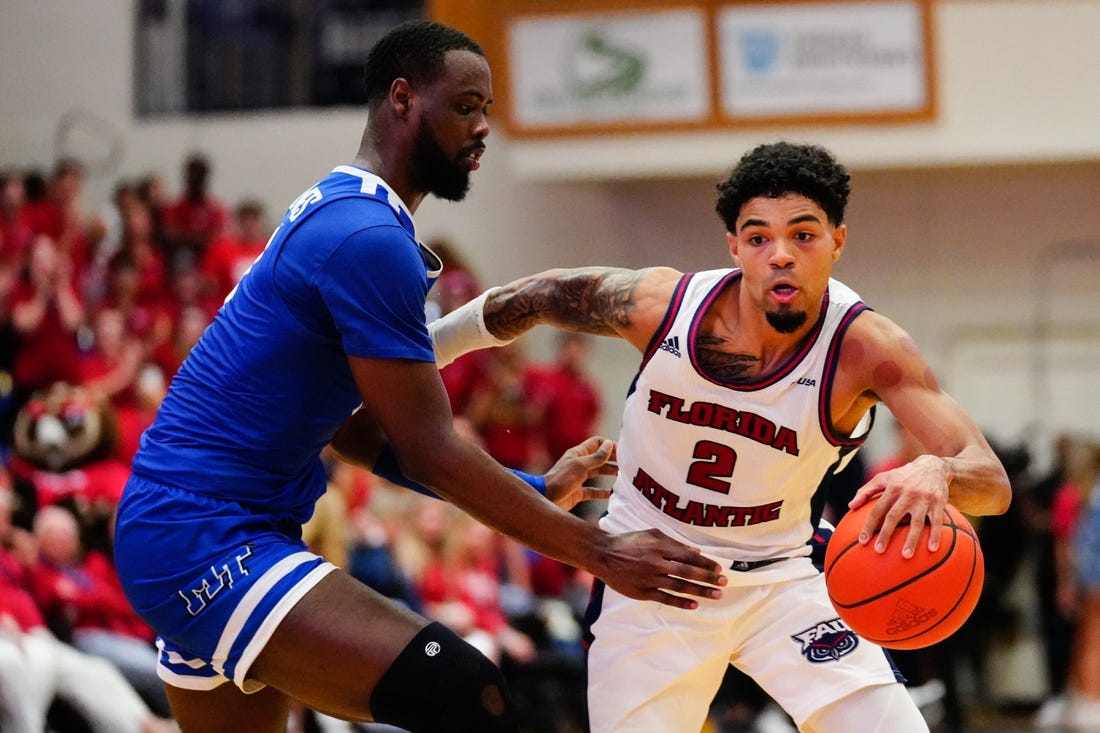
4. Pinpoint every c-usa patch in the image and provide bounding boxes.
[791,617,859,663]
